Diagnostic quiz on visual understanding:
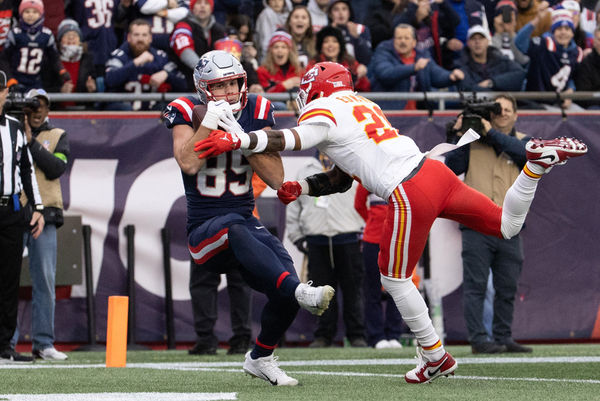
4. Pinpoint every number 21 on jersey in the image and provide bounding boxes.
[352,103,400,144]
